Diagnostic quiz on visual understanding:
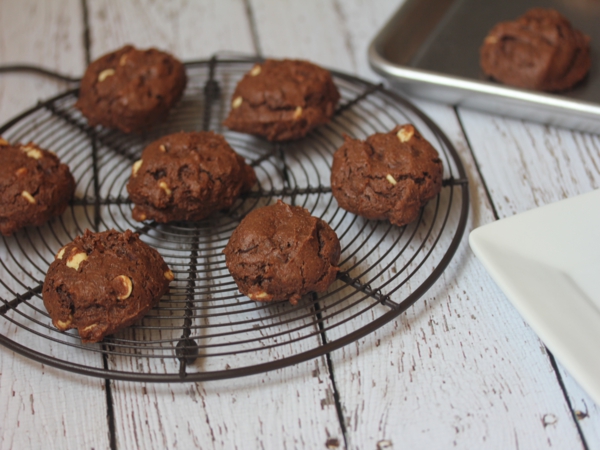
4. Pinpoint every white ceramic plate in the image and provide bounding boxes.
[469,189,600,405]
